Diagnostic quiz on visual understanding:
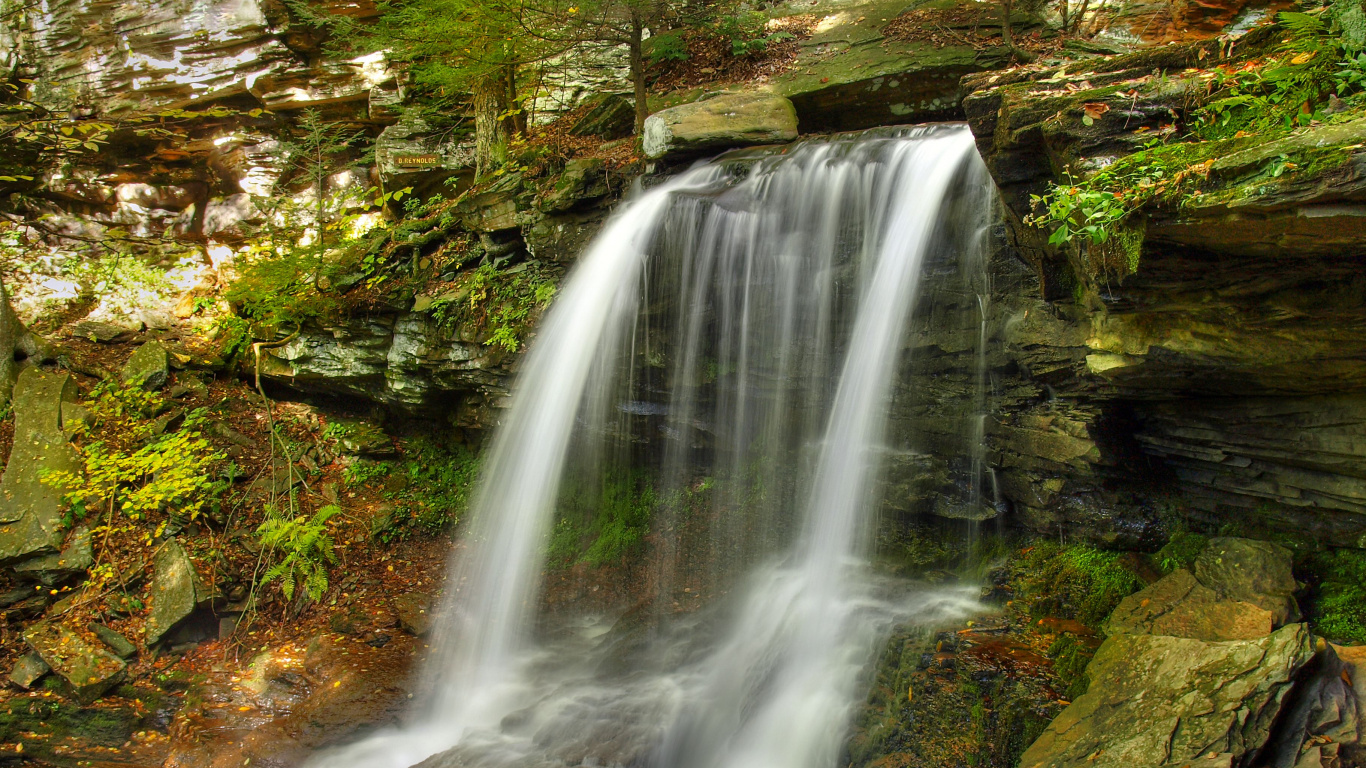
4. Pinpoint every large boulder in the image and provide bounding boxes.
[23,622,127,703]
[1020,624,1314,768]
[1105,537,1299,641]
[1193,537,1300,625]
[121,341,170,391]
[145,538,216,646]
[643,92,798,161]
[0,369,81,567]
